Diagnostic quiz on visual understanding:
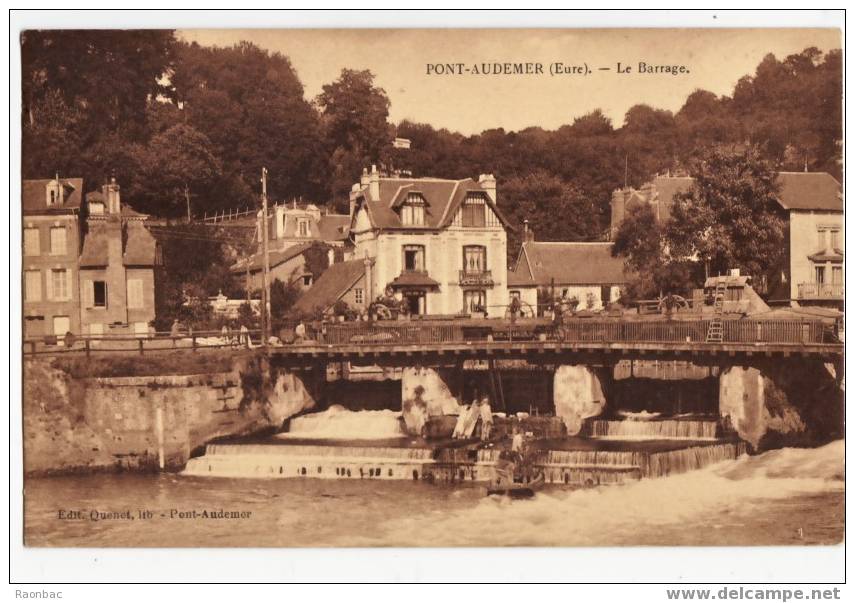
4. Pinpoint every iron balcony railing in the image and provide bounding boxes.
[459,269,494,286]
[798,282,844,299]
